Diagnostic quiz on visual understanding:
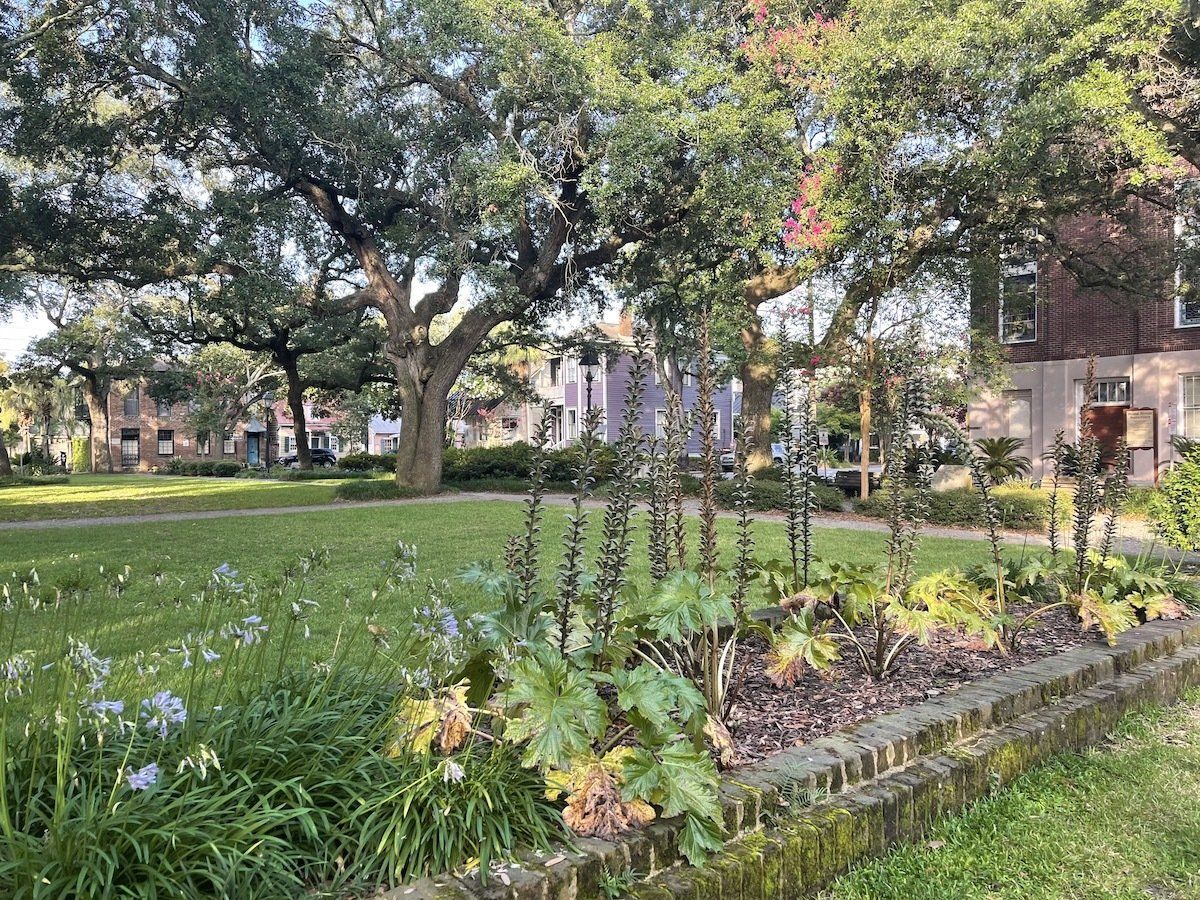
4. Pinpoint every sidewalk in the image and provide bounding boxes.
[2,489,1193,564]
